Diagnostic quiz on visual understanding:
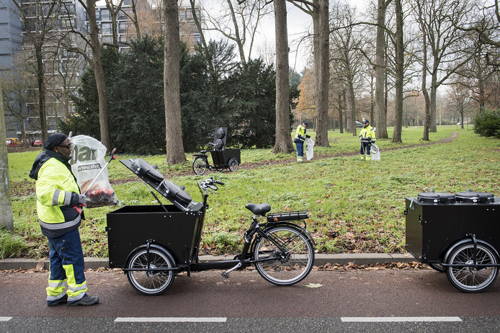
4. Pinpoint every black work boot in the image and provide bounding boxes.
[47,294,67,307]
[68,294,99,306]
